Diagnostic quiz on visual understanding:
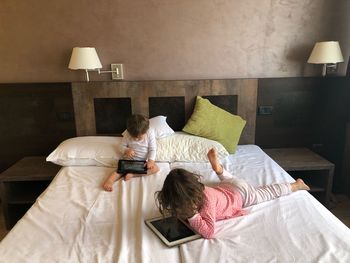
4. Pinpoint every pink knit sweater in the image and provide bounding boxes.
[187,185,246,239]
